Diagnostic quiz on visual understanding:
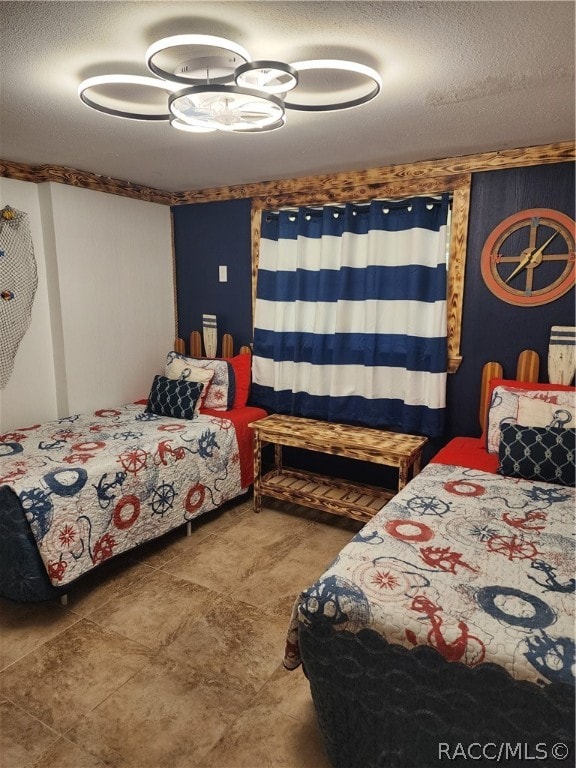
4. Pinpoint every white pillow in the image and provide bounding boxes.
[517,395,575,429]
[165,352,235,410]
